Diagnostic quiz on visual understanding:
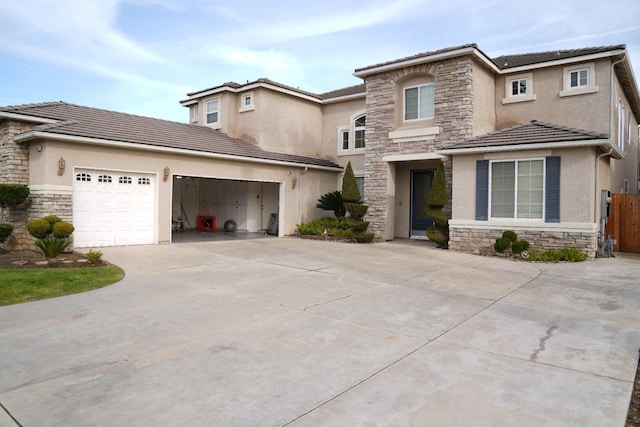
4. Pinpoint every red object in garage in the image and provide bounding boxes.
[197,215,217,232]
